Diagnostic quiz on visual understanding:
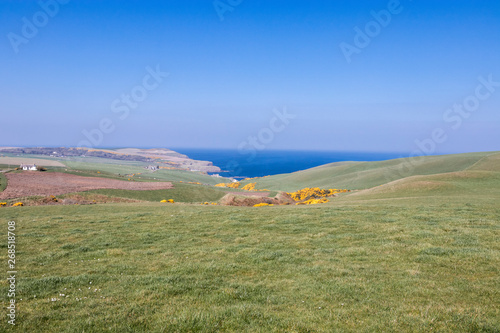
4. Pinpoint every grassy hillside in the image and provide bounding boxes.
[248,151,499,192]
[0,151,499,331]
[339,151,500,202]
[63,159,229,185]
[343,170,500,201]
[0,156,66,167]
[63,160,150,175]
[468,152,500,172]
[1,193,498,332]
[88,183,233,203]
[0,172,6,193]
[0,154,229,185]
